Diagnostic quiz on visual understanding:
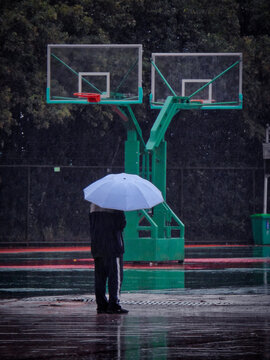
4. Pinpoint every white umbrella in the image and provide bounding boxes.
[83,173,164,211]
